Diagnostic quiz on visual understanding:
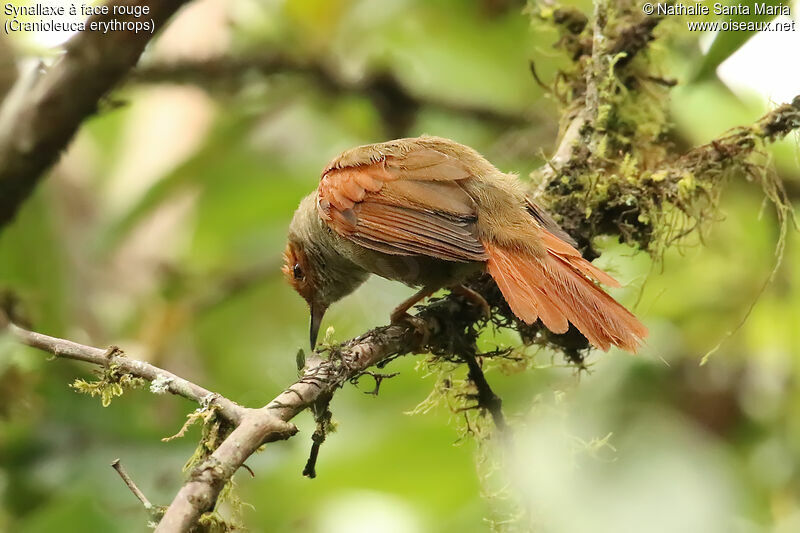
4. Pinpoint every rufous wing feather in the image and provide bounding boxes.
[485,234,647,353]
[317,147,488,262]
